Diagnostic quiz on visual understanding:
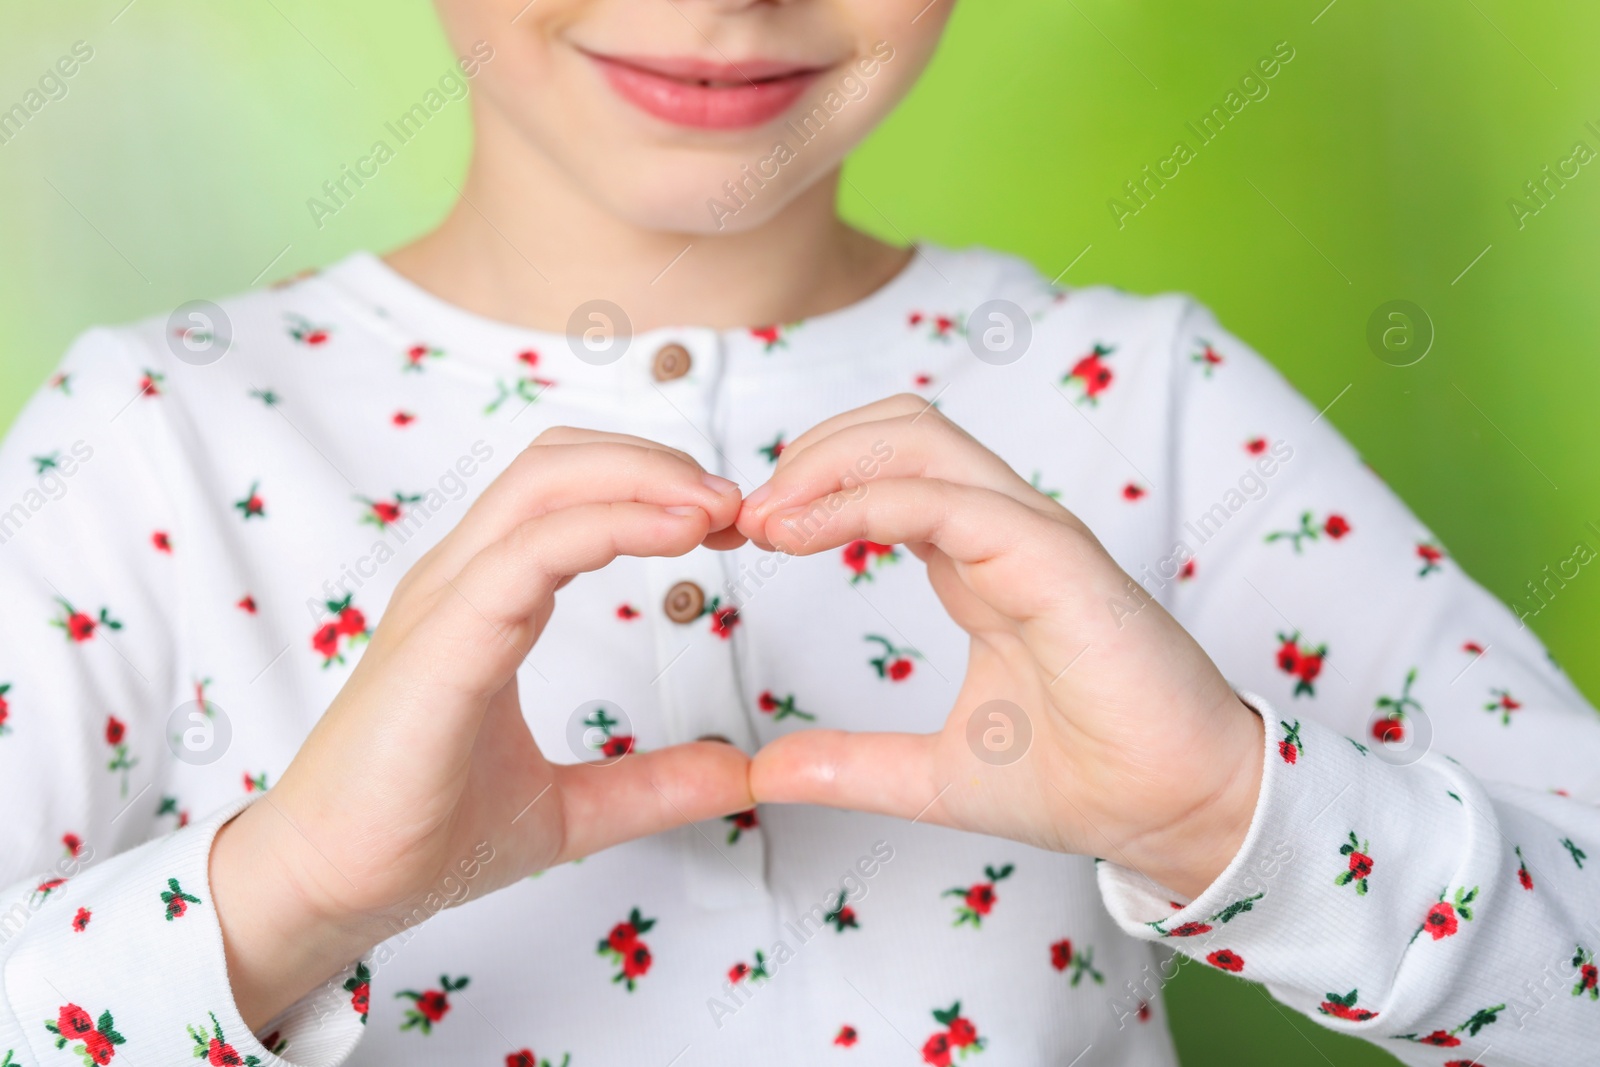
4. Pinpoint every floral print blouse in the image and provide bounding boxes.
[0,244,1595,1067]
